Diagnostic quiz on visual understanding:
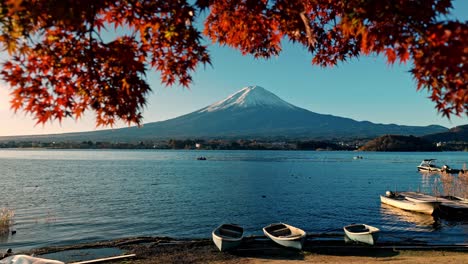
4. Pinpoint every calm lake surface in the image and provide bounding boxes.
[1,149,467,250]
